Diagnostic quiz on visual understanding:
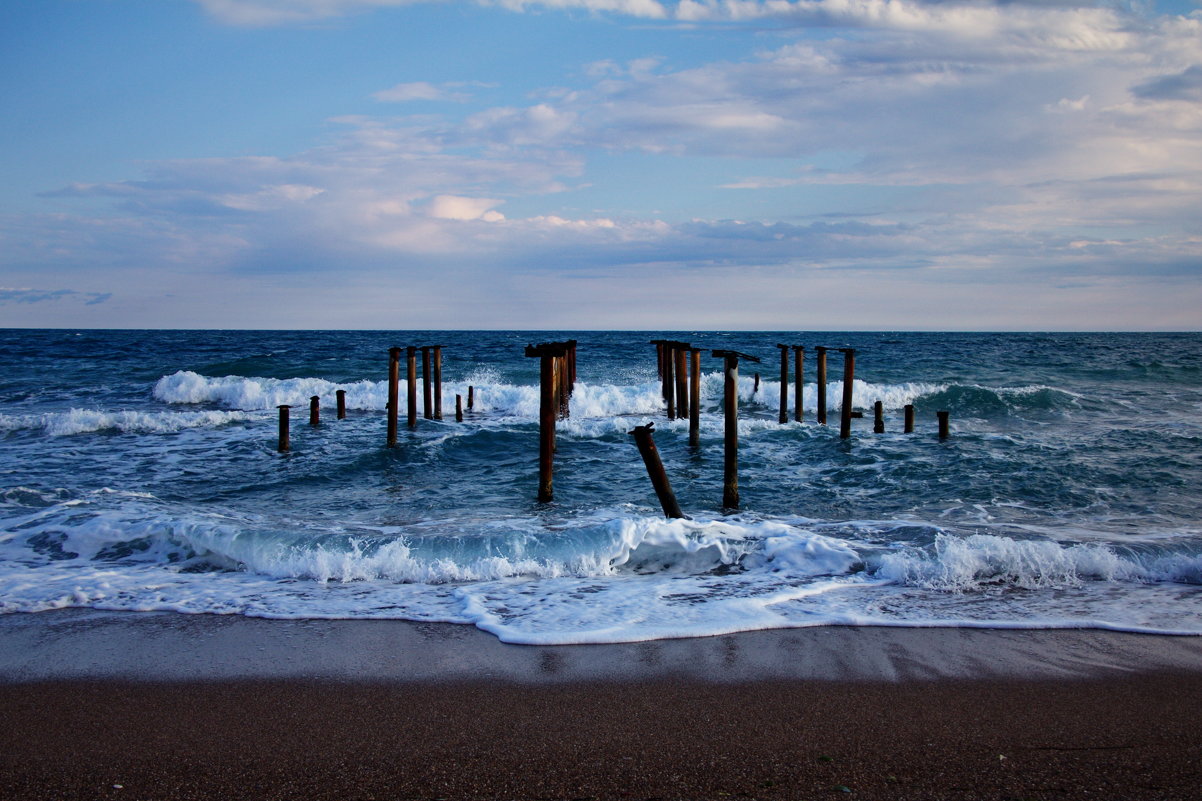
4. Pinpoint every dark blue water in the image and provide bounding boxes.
[1,330,1200,642]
